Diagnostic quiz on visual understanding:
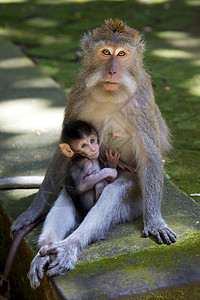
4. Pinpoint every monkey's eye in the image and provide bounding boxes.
[117,51,126,57]
[102,49,111,56]
[81,143,87,148]
[90,138,95,144]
